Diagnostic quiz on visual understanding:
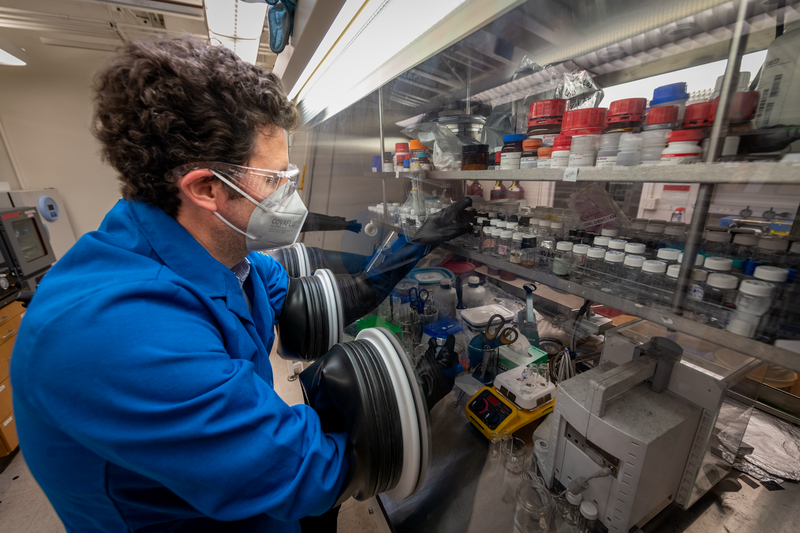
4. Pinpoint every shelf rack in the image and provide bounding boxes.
[365,162,800,184]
